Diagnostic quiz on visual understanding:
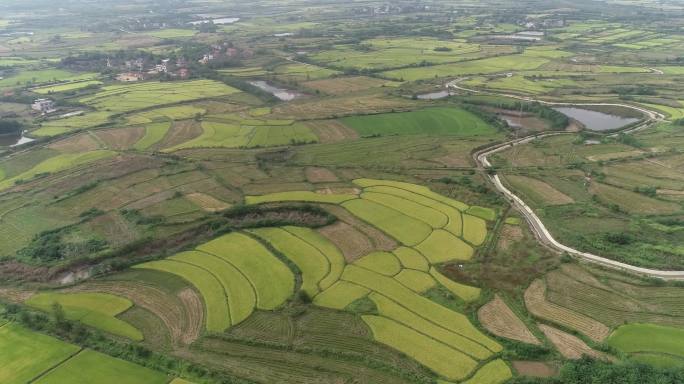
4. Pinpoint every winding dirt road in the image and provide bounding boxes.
[453,80,684,280]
